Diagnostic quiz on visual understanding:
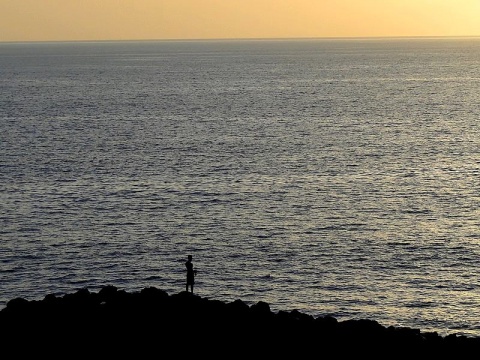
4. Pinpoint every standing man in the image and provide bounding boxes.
[185,255,197,293]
